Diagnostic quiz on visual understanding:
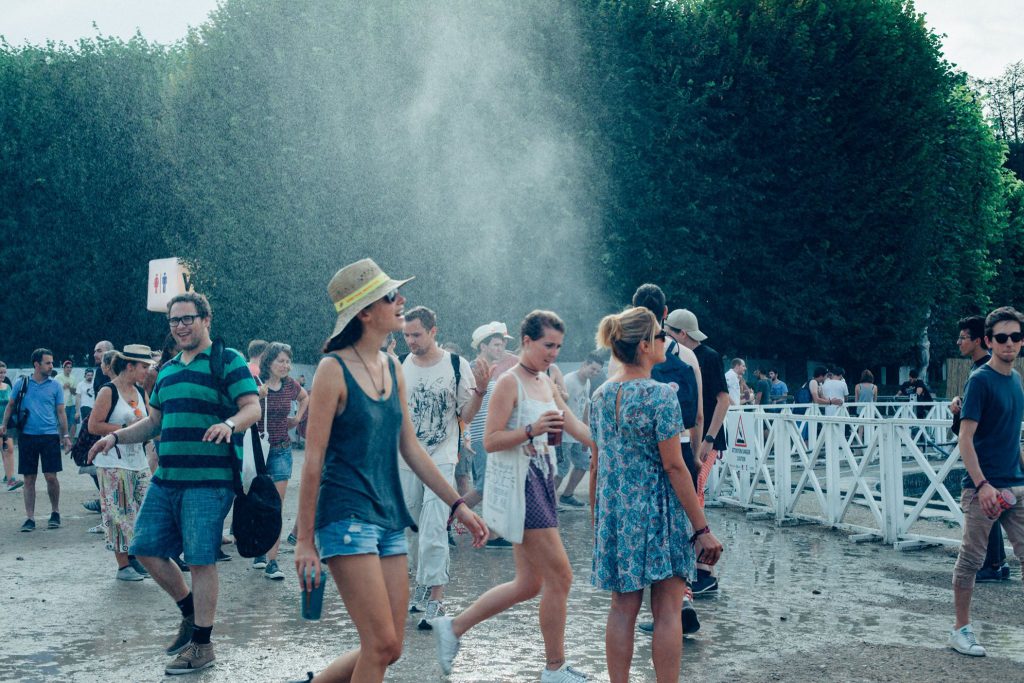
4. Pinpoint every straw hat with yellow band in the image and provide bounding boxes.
[327,258,414,342]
